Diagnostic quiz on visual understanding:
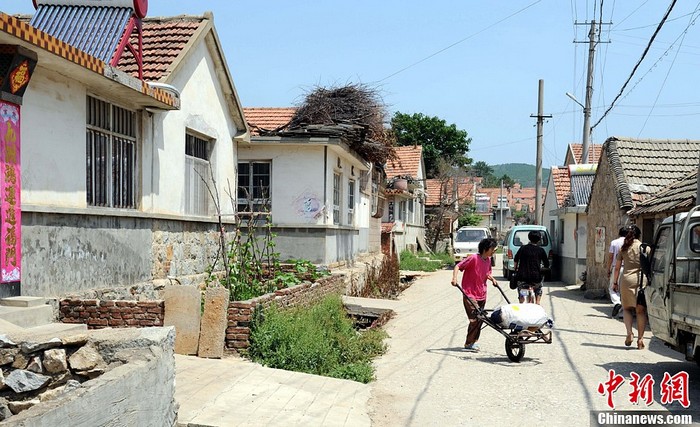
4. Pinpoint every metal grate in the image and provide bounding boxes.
[237,161,271,213]
[347,179,355,225]
[86,96,136,208]
[333,173,341,225]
